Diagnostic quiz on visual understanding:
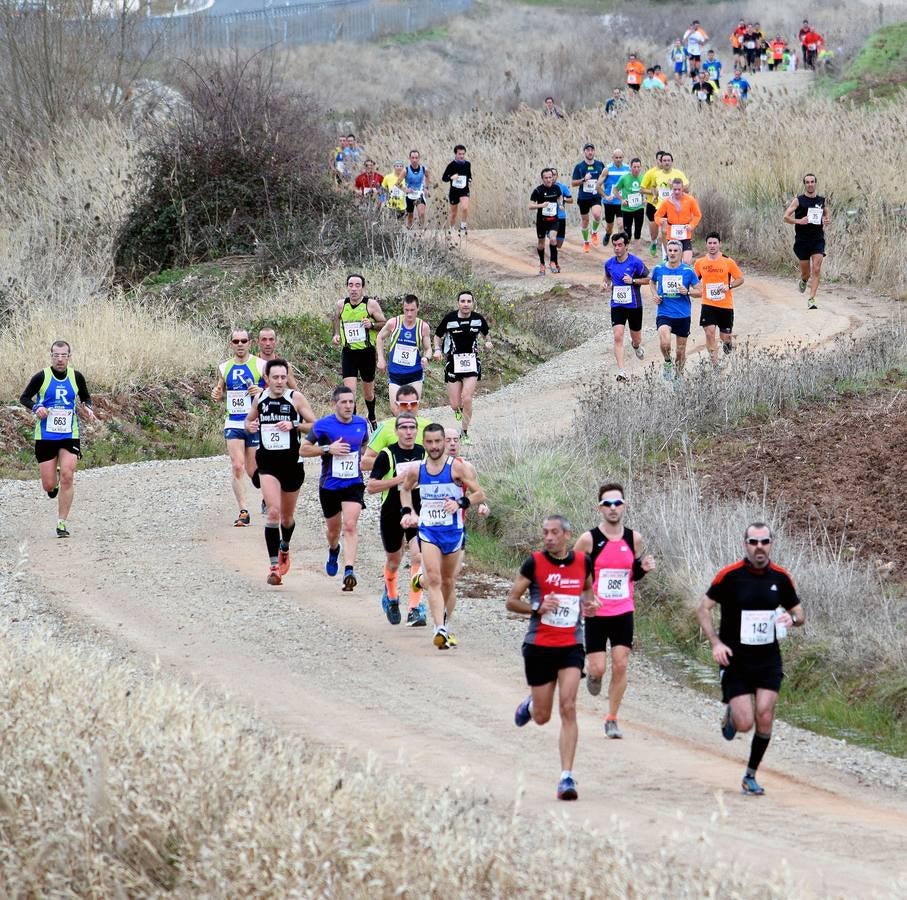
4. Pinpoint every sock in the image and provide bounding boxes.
[581,227,589,242]
[591,219,600,233]
[251,469,260,489]
[384,565,399,600]
[746,732,772,775]
[345,564,354,574]
[605,714,618,722]
[537,247,546,265]
[460,221,467,230]
[550,246,558,264]
[281,520,295,546]
[365,398,376,421]
[265,524,280,564]
[560,769,572,780]
[409,563,423,607]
